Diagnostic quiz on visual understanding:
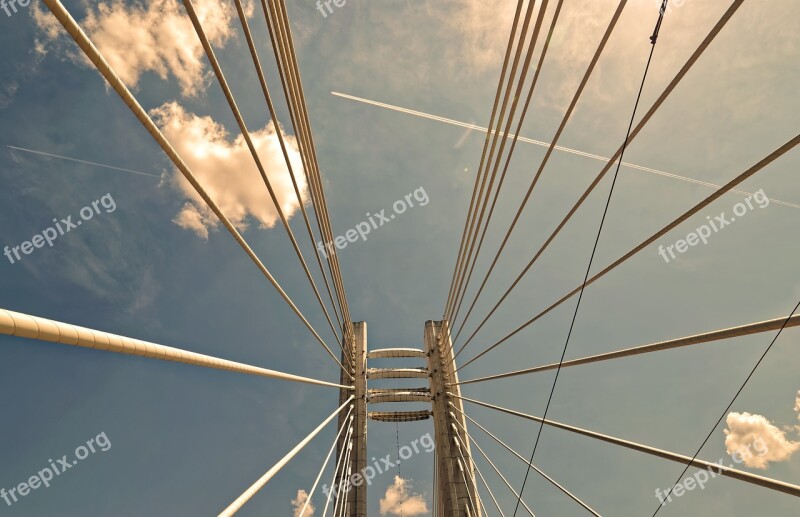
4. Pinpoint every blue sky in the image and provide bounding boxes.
[0,0,798,515]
